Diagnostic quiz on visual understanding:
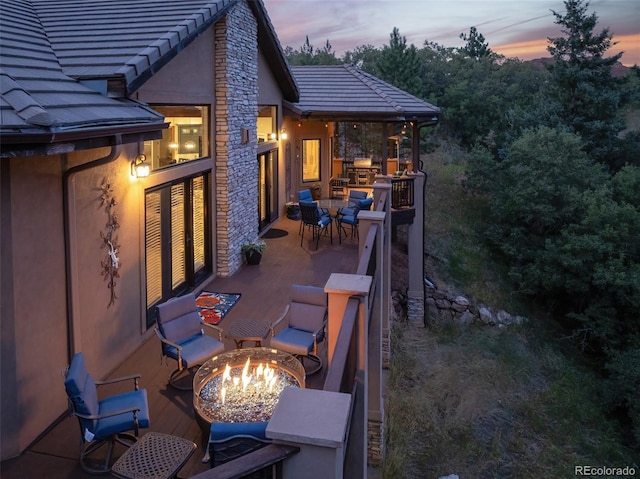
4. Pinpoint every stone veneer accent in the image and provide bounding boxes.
[368,417,383,467]
[407,292,425,326]
[214,0,258,277]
